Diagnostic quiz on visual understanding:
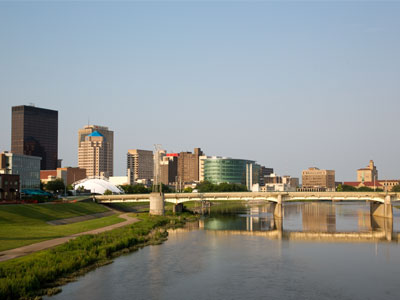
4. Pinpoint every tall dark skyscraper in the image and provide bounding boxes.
[11,105,58,170]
